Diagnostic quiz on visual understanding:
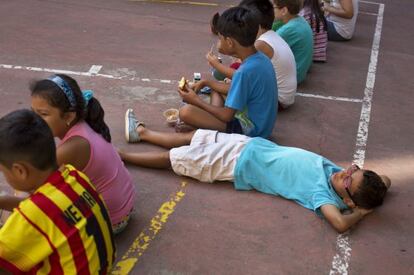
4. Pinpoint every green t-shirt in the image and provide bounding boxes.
[272,20,284,31]
[276,16,313,83]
